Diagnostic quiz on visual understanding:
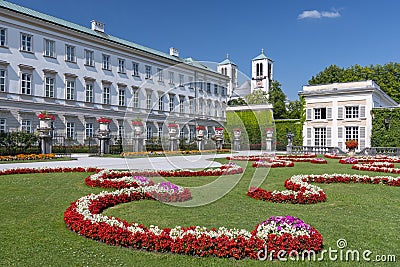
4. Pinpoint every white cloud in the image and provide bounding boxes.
[298,9,341,19]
